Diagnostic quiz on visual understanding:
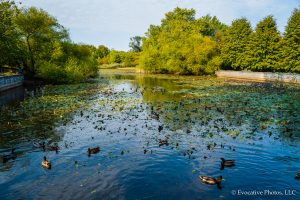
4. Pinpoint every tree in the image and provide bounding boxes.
[248,16,281,71]
[109,50,123,63]
[129,36,142,52]
[94,45,110,59]
[221,18,253,70]
[0,0,24,67]
[197,15,227,37]
[279,8,300,72]
[14,7,68,75]
[139,7,221,75]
